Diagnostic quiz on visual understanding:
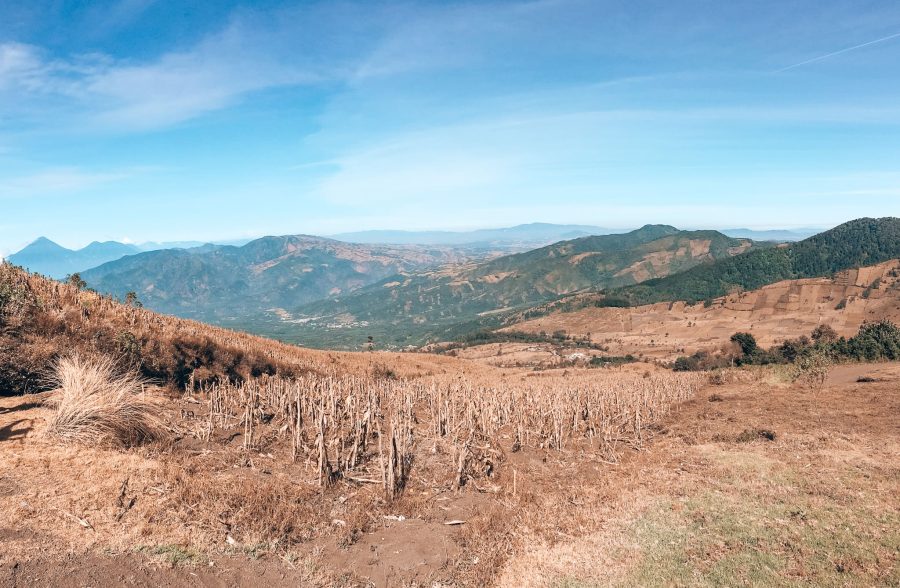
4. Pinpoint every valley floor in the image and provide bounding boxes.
[1,362,898,587]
